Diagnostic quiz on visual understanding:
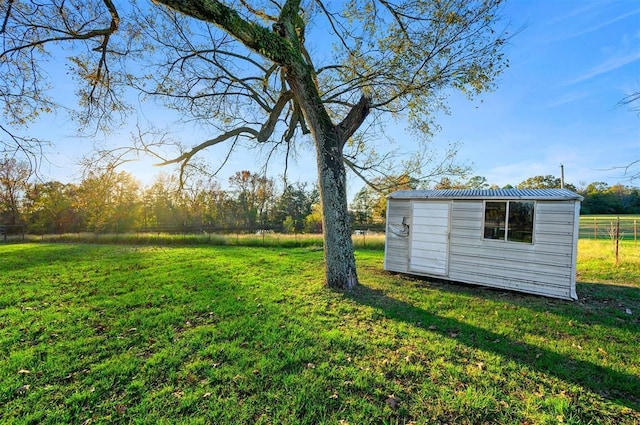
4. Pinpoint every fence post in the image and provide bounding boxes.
[635,219,637,249]
[594,217,597,240]
[615,217,620,265]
